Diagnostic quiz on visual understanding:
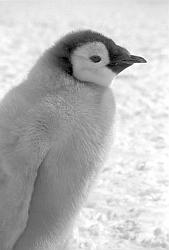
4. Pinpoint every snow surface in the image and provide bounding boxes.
[0,0,169,249]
